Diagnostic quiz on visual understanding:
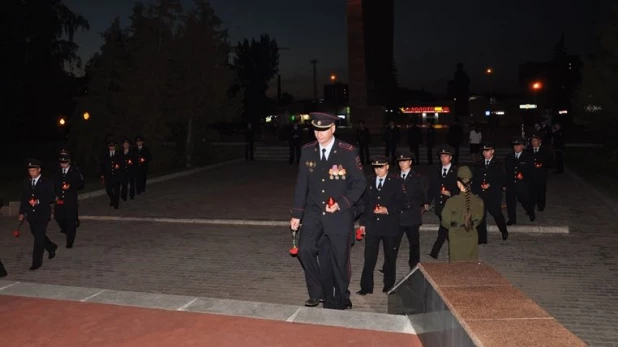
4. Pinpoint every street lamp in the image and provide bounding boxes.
[330,74,336,82]
[486,68,492,74]
[83,112,90,120]
[59,118,66,126]
[531,81,542,90]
